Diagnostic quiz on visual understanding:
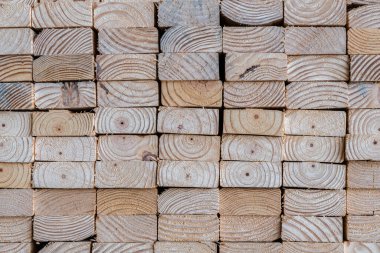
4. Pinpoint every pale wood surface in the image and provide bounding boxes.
[38,242,91,253]
[0,83,34,110]
[349,109,380,134]
[0,243,33,253]
[348,29,380,54]
[346,215,380,242]
[0,3,31,27]
[344,242,380,253]
[219,243,282,253]
[283,242,343,253]
[349,82,380,109]
[0,112,31,137]
[0,29,33,55]
[346,134,380,161]
[0,217,32,242]
[347,189,380,215]
[348,5,380,28]
[349,0,380,4]
[158,160,218,188]
[0,163,31,189]
[0,189,32,216]
[0,56,32,82]
[155,242,216,253]
[347,161,380,188]
[351,55,380,81]
[93,243,153,253]
[0,137,34,162]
